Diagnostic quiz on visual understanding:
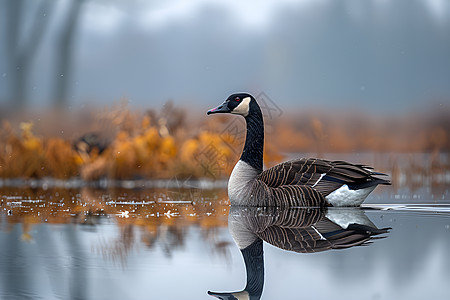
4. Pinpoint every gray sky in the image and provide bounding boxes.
[1,0,449,114]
